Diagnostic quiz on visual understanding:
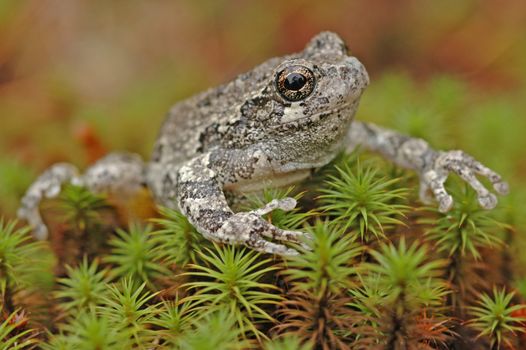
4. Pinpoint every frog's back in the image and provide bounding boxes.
[150,56,285,167]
